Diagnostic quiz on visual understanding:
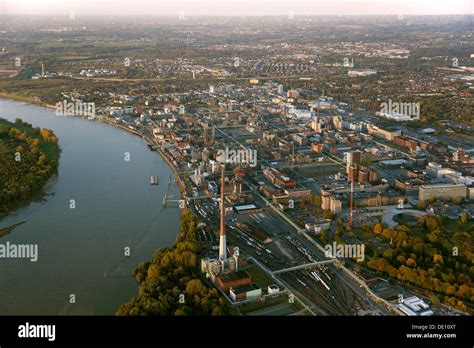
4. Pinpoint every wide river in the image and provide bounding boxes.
[0,98,180,315]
